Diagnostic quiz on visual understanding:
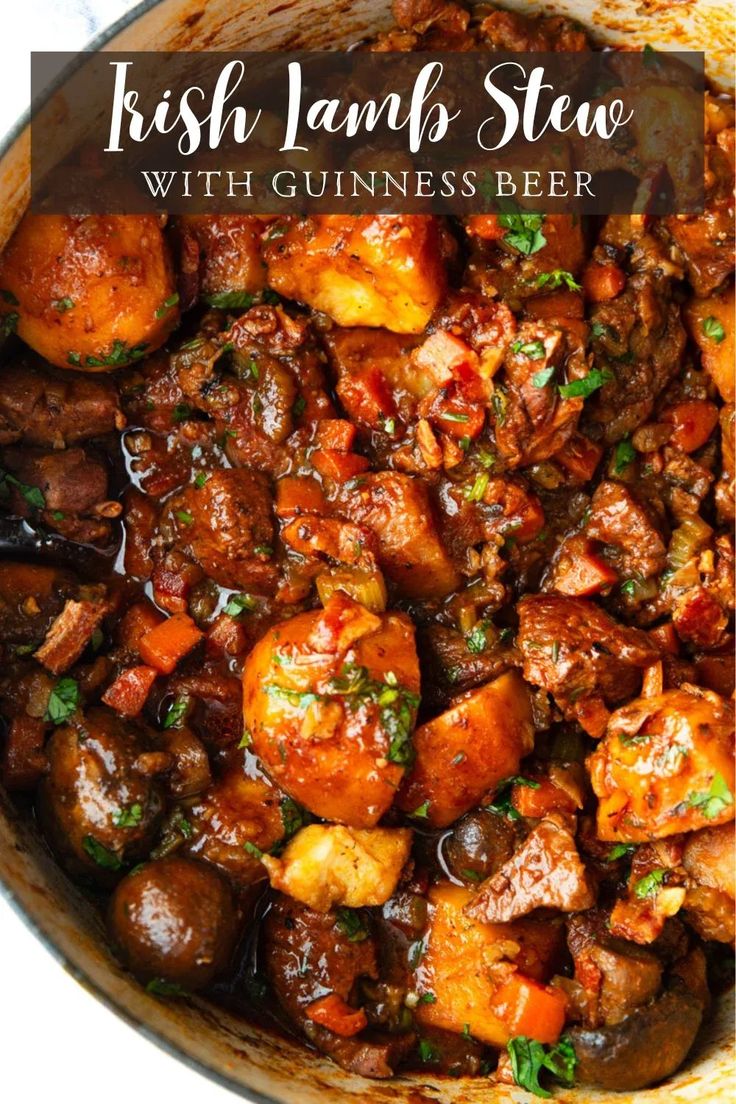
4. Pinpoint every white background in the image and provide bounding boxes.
[0,3,237,1102]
